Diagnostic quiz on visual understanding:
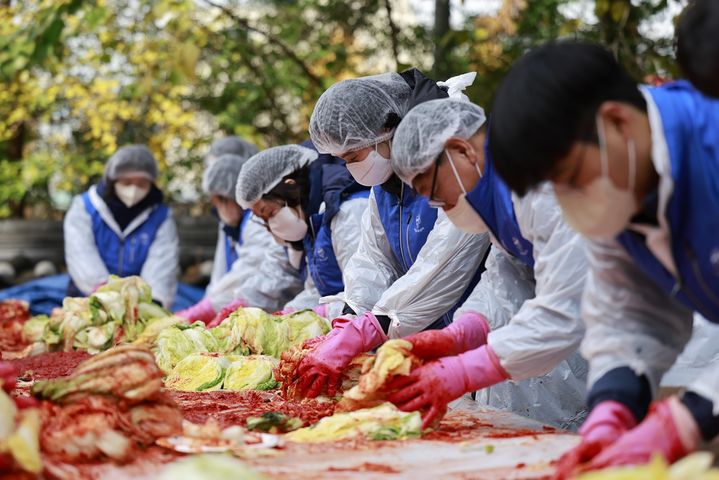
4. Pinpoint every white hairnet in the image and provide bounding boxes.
[309,73,412,155]
[391,98,486,184]
[202,154,250,199]
[235,145,318,209]
[104,145,158,181]
[205,136,259,167]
